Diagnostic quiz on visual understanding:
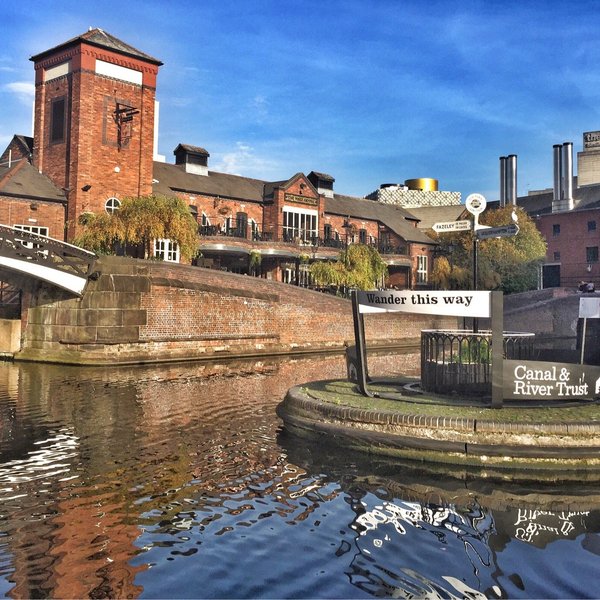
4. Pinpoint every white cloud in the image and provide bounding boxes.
[251,95,269,121]
[212,141,280,177]
[4,81,35,105]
